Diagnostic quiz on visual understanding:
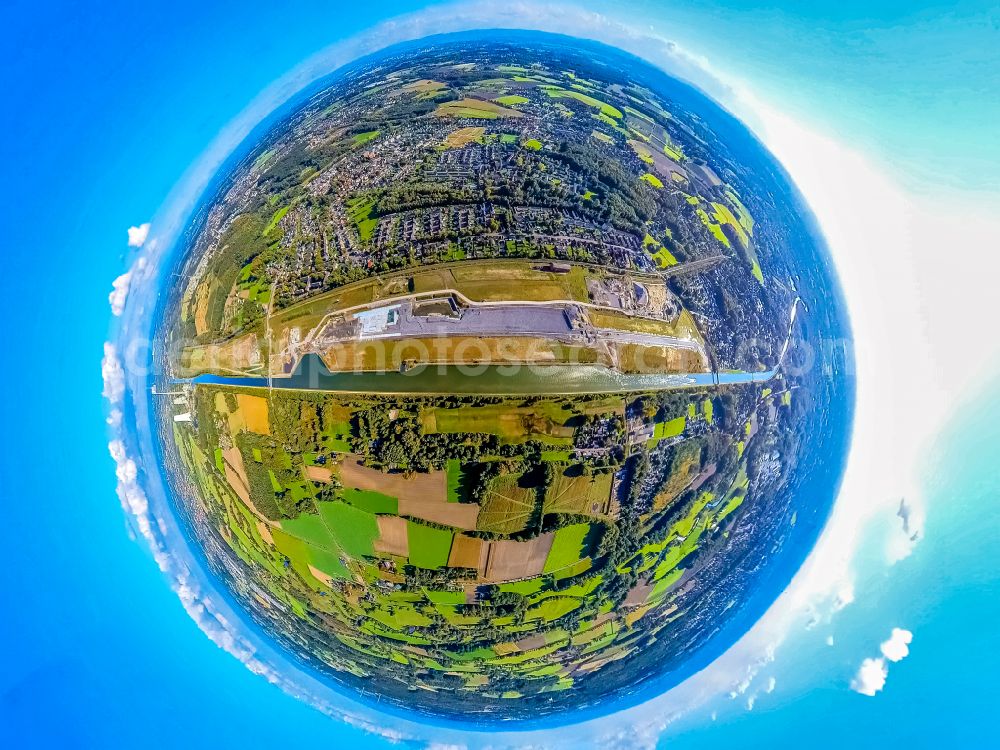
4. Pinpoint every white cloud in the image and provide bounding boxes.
[109,271,132,316]
[101,342,125,404]
[852,657,888,696]
[880,628,913,663]
[107,437,165,570]
[127,223,150,248]
[851,627,913,696]
[109,256,146,316]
